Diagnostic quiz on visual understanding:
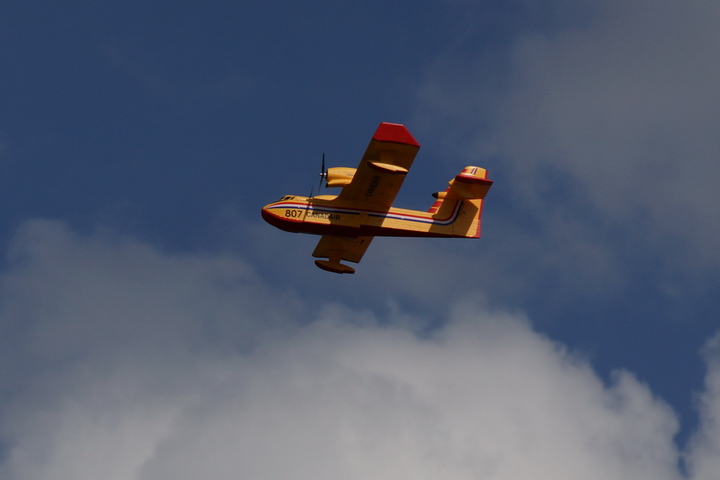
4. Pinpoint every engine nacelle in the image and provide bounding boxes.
[326,167,356,187]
